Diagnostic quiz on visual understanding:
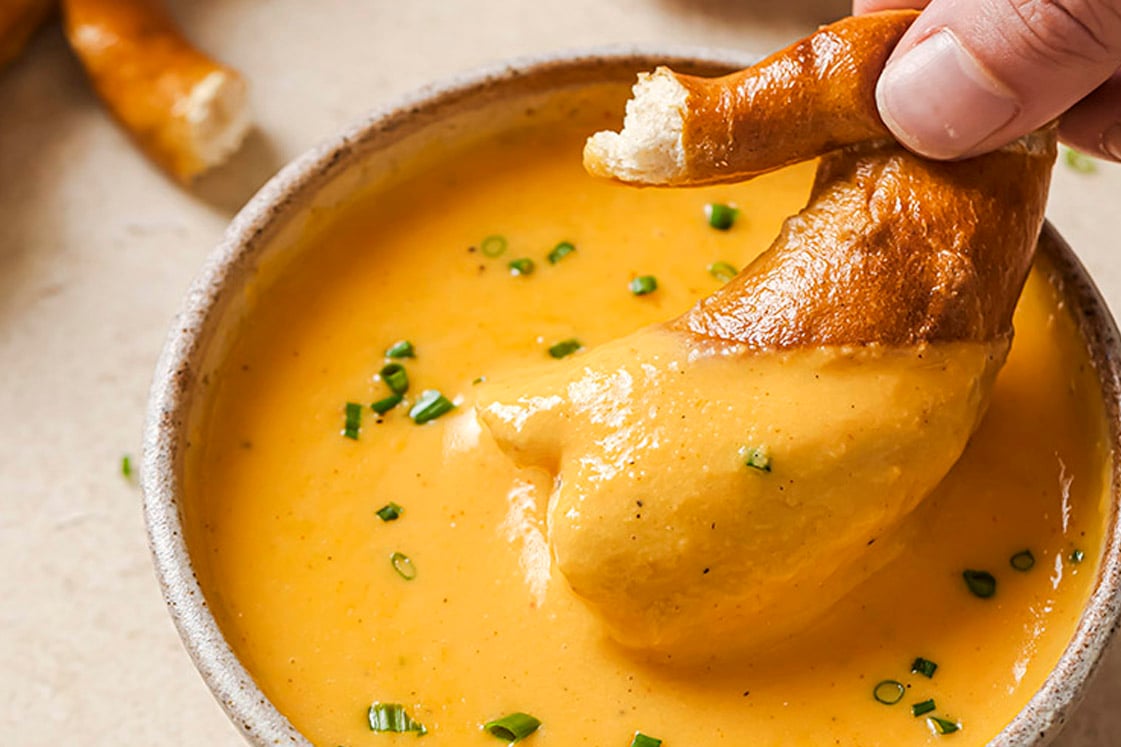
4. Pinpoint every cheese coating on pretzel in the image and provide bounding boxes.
[479,13,1059,656]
